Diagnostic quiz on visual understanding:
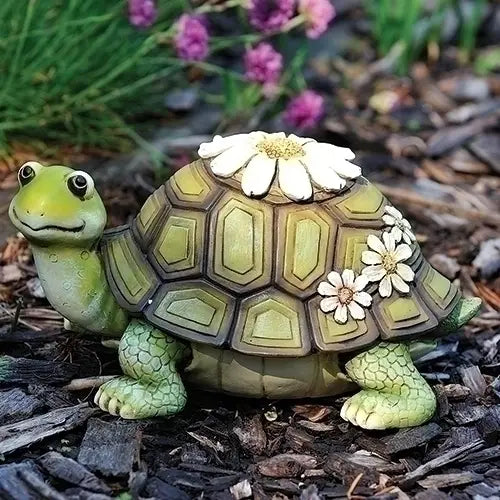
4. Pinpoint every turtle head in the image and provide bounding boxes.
[9,162,106,247]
